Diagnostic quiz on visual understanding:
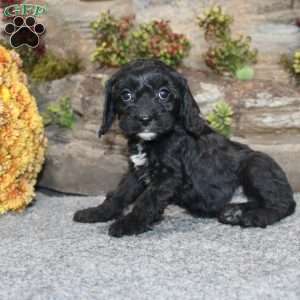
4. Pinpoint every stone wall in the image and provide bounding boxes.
[38,0,300,82]
[1,0,299,76]
[1,0,300,194]
[34,0,300,194]
[35,71,300,194]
